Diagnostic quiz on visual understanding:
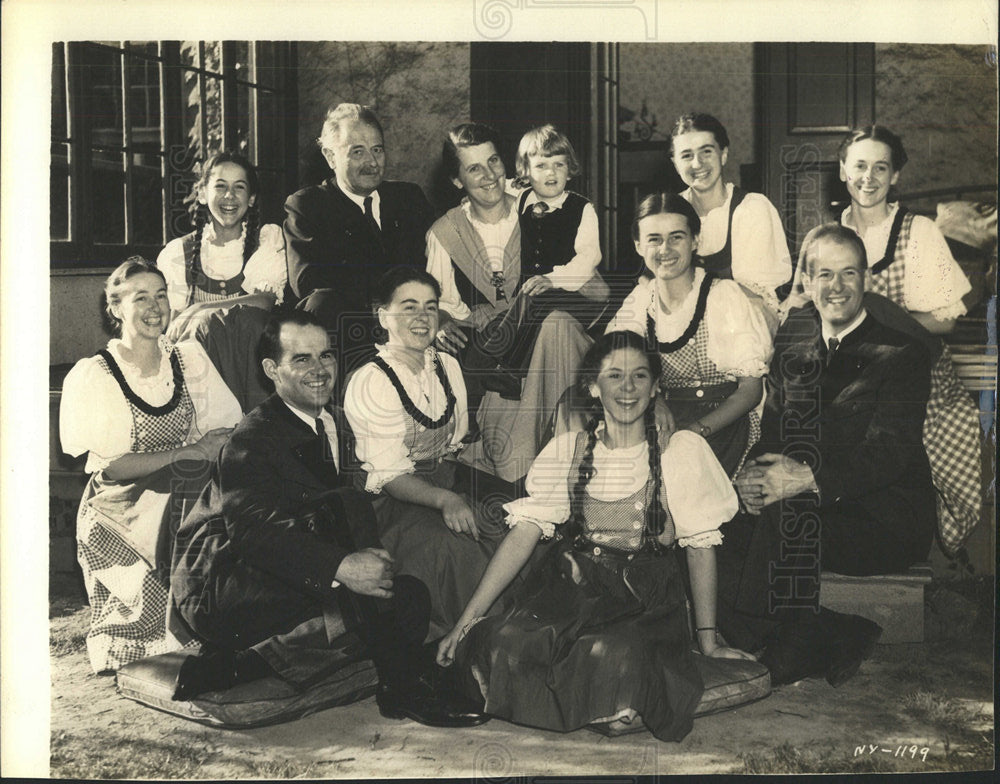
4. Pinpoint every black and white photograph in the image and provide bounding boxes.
[2,0,997,779]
